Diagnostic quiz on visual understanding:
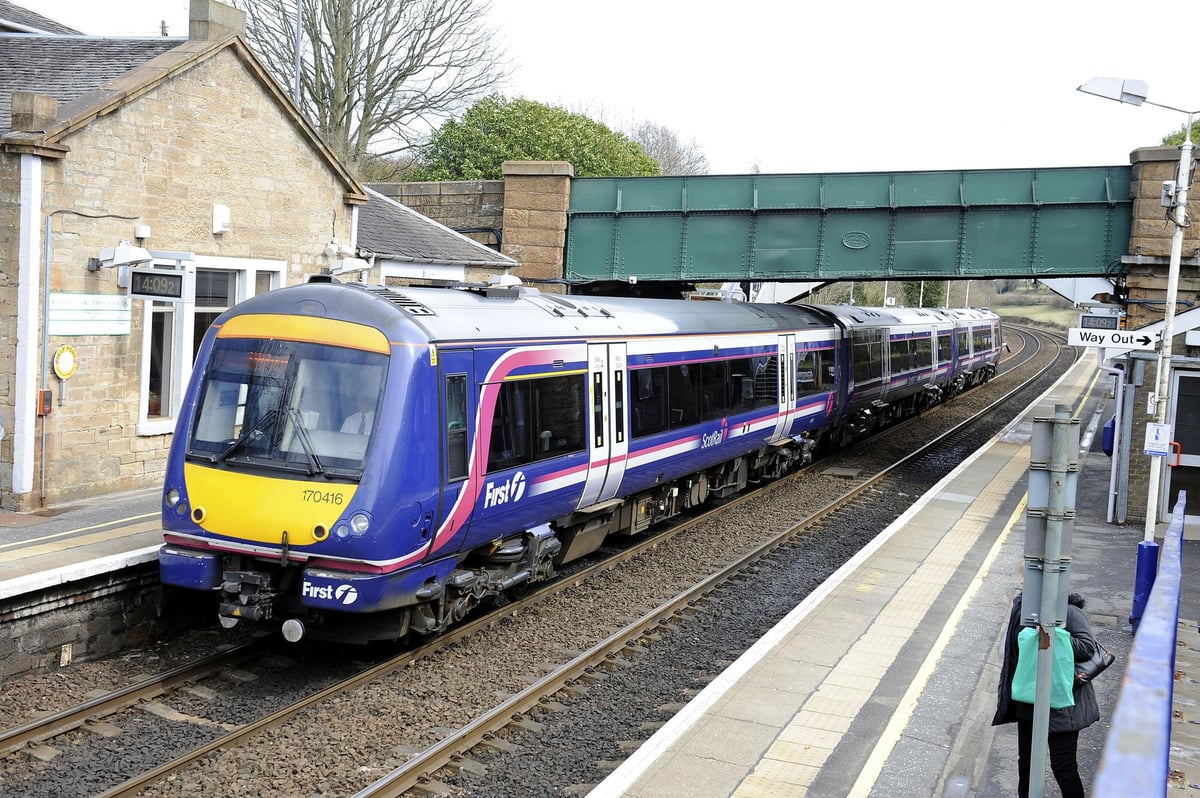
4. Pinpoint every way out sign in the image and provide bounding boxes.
[1067,327,1159,351]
